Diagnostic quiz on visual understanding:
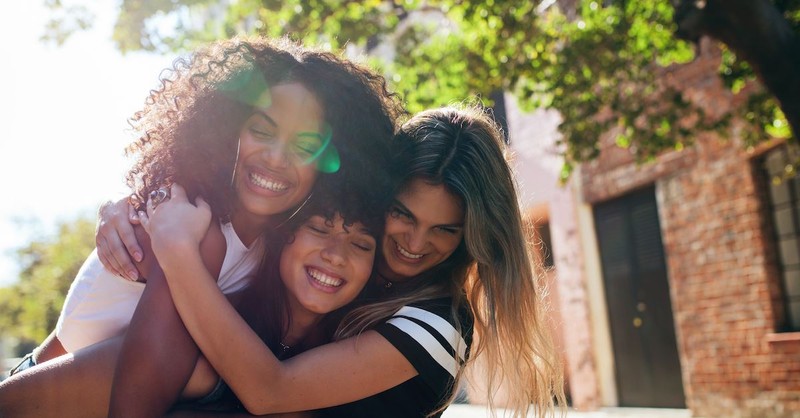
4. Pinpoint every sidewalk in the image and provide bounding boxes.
[442,404,692,418]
